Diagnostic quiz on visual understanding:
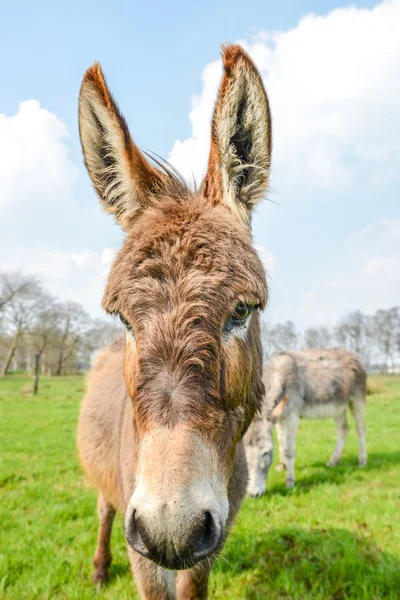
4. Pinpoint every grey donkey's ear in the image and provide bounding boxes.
[78,63,166,228]
[203,44,272,226]
[268,395,288,424]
